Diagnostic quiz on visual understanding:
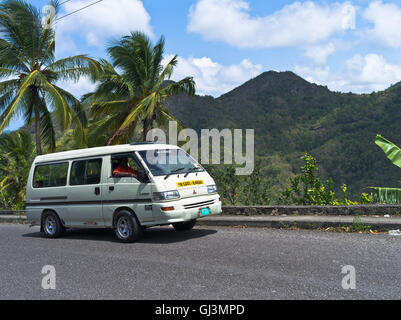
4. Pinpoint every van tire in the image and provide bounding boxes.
[114,210,143,243]
[172,219,197,231]
[42,211,64,238]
